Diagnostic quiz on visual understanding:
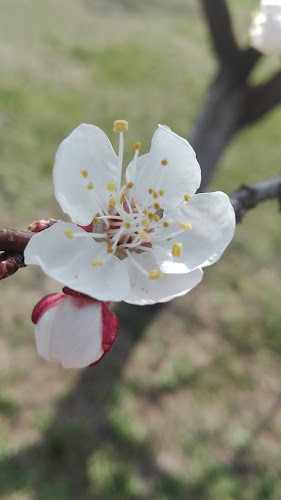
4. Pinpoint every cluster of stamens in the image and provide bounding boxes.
[64,120,192,280]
